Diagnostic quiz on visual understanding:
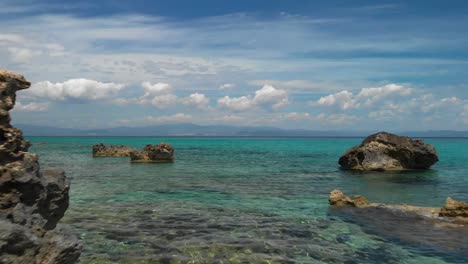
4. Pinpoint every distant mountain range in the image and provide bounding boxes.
[13,123,468,137]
